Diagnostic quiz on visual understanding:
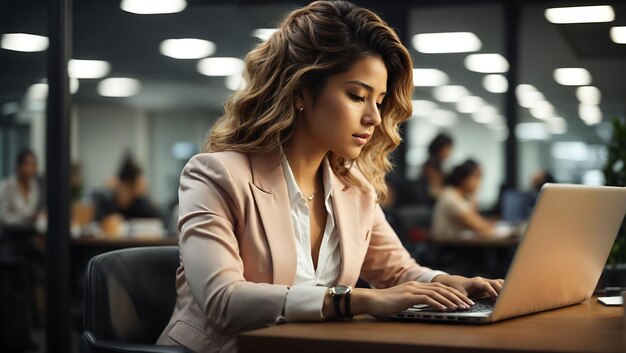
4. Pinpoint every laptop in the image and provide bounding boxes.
[391,184,626,324]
